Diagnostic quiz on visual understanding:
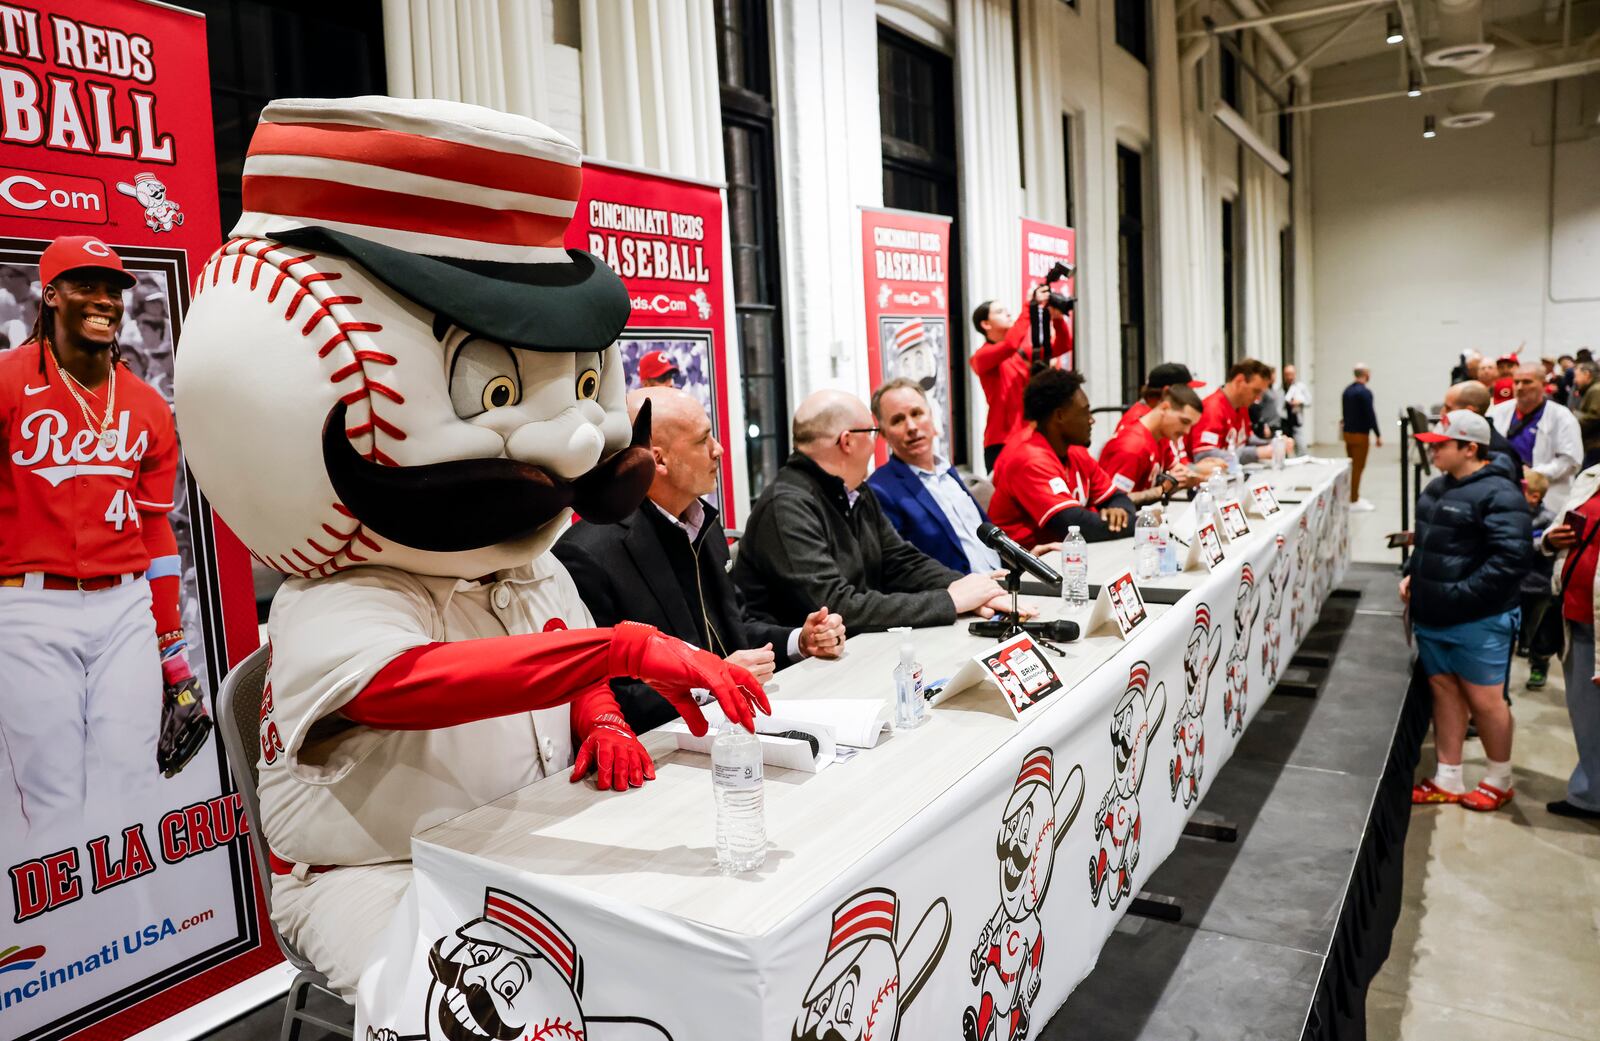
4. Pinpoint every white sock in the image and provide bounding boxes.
[1483,759,1513,791]
[1433,762,1466,794]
